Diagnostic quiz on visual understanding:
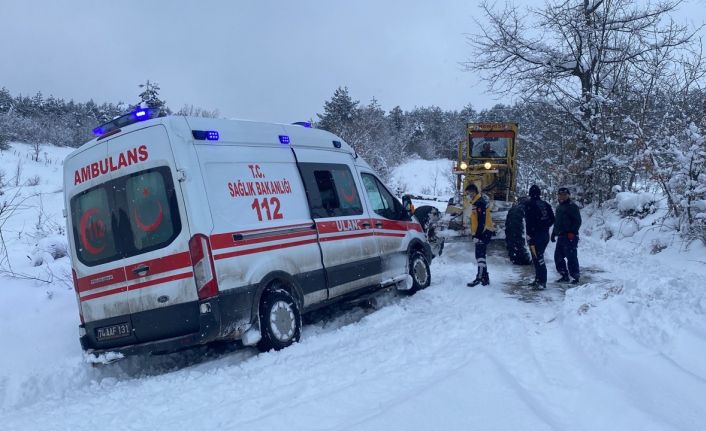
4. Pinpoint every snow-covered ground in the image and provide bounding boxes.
[1,145,705,430]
